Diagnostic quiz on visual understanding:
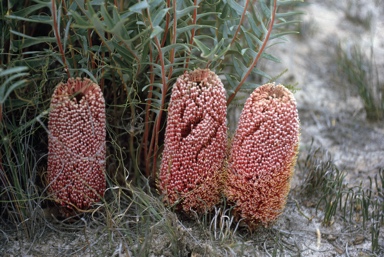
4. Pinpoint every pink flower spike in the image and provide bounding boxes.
[159,69,227,215]
[225,83,300,227]
[47,77,106,210]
